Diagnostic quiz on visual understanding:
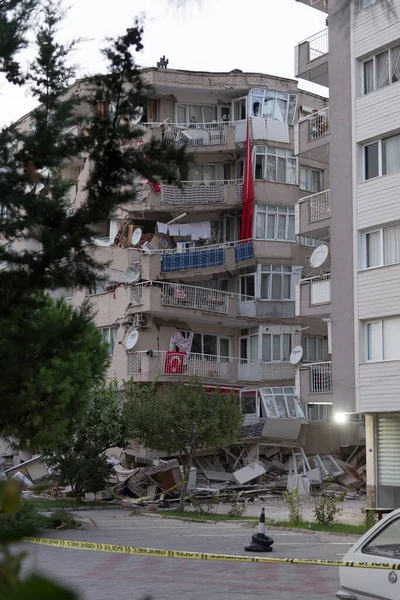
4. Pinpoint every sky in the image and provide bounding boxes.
[0,0,328,125]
